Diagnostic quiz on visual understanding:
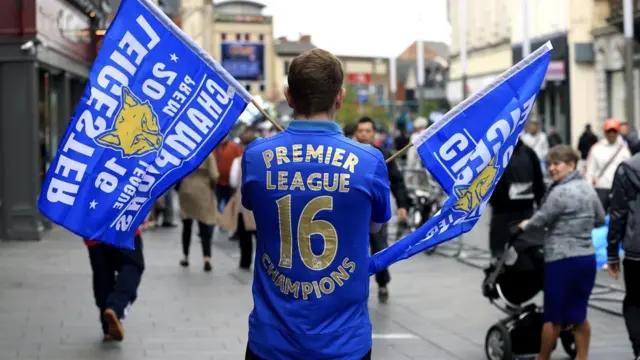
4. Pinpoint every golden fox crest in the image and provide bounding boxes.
[95,87,163,157]
[453,158,498,214]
